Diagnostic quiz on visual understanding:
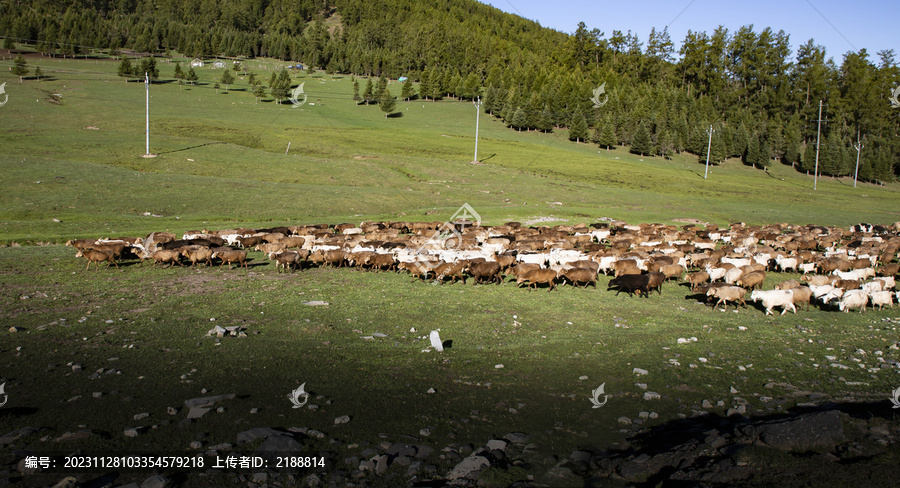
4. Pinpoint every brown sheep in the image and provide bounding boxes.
[273,251,302,272]
[684,271,709,292]
[495,254,517,271]
[736,271,766,291]
[398,261,432,281]
[832,279,860,290]
[256,242,286,255]
[180,246,213,267]
[878,263,899,276]
[518,268,560,291]
[280,236,307,248]
[507,263,541,281]
[774,279,801,290]
[707,286,747,310]
[150,249,181,267]
[324,250,346,267]
[560,267,597,288]
[801,274,832,286]
[75,249,118,270]
[65,238,97,251]
[434,261,467,284]
[367,253,395,272]
[213,249,248,269]
[467,261,502,285]
[790,286,813,311]
[237,235,264,248]
[647,271,666,295]
[660,264,685,281]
